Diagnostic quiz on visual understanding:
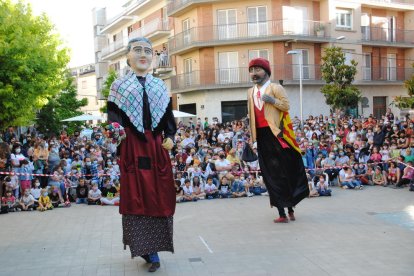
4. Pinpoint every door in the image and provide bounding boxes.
[292,49,309,80]
[221,101,248,123]
[362,53,371,80]
[218,52,239,84]
[373,97,386,119]
[387,54,396,81]
[217,9,237,40]
[361,13,370,40]
[184,58,192,86]
[182,19,191,45]
[247,6,267,37]
[283,6,309,35]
